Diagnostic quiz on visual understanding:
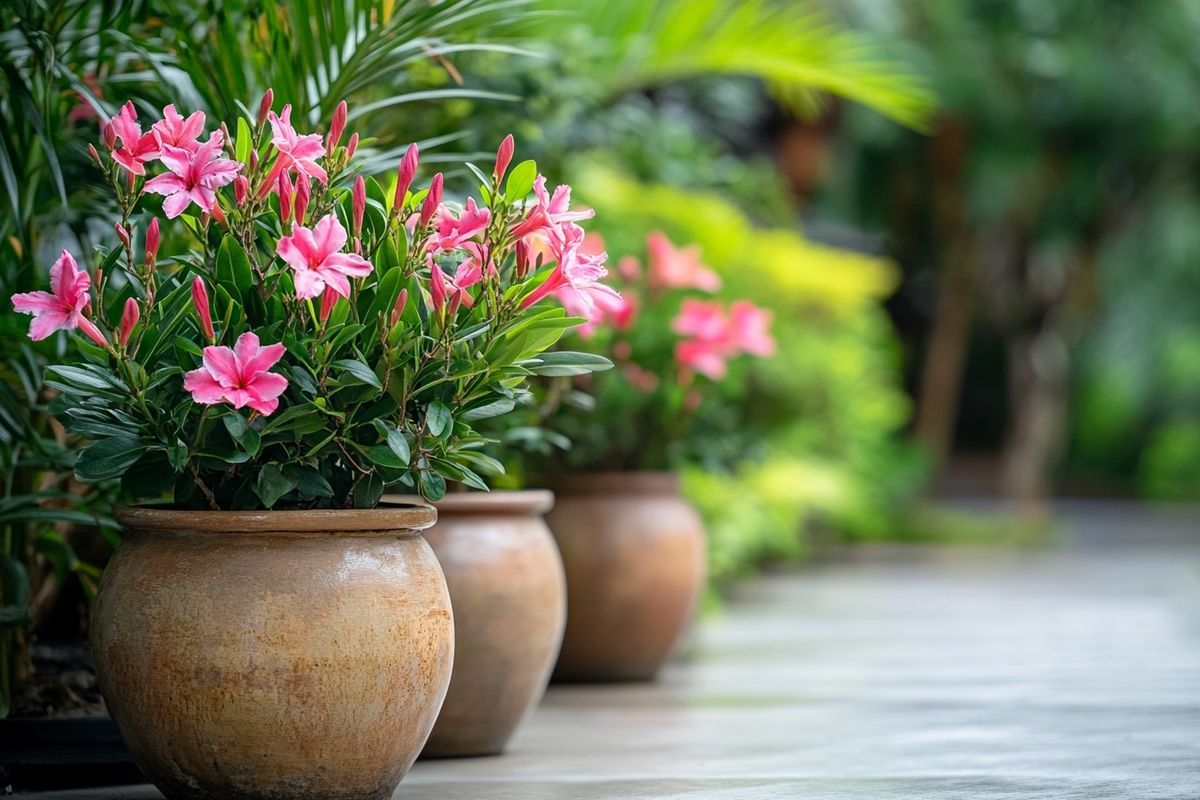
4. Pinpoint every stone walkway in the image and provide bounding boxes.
[28,501,1200,799]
